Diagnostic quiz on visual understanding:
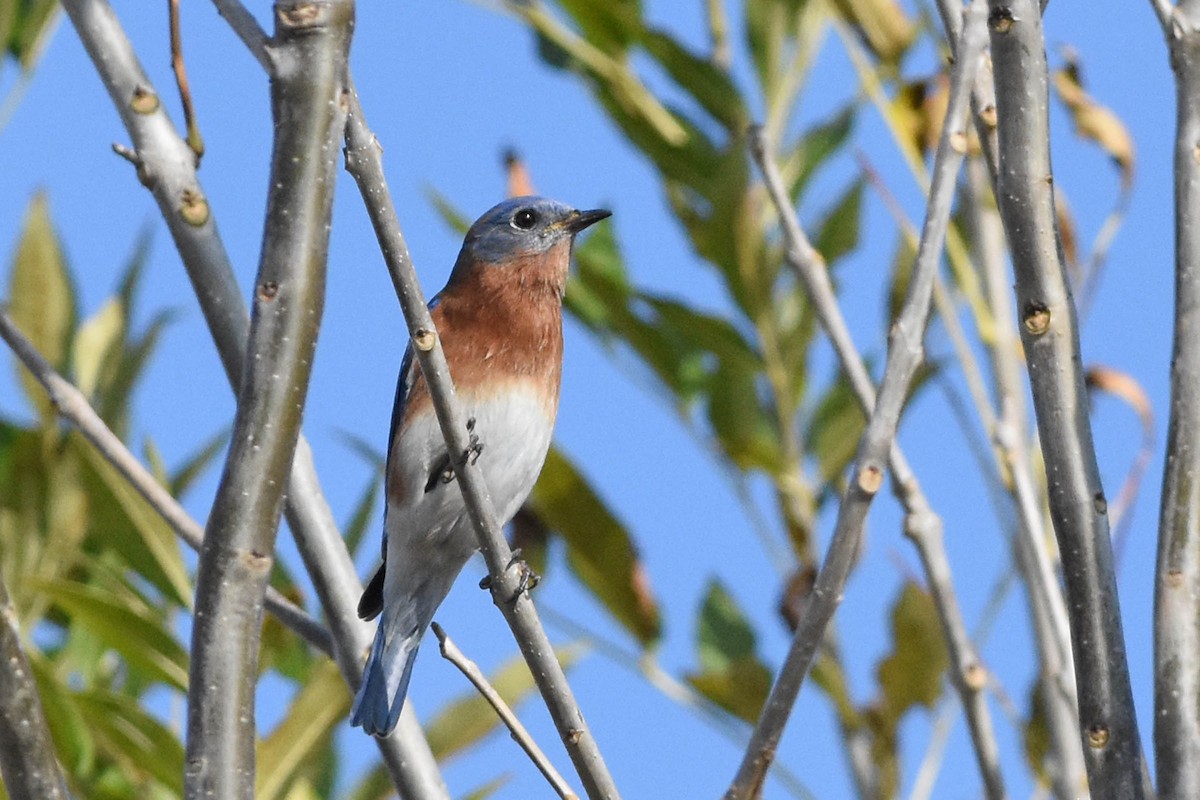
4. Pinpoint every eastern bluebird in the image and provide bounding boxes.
[350,196,611,737]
